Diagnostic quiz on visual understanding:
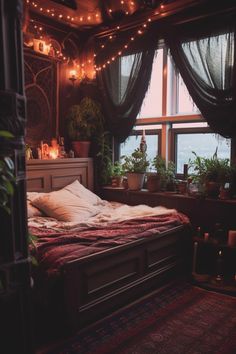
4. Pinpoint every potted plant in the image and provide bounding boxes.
[147,156,176,192]
[121,148,149,190]
[189,151,232,198]
[66,97,104,157]
[110,161,124,187]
